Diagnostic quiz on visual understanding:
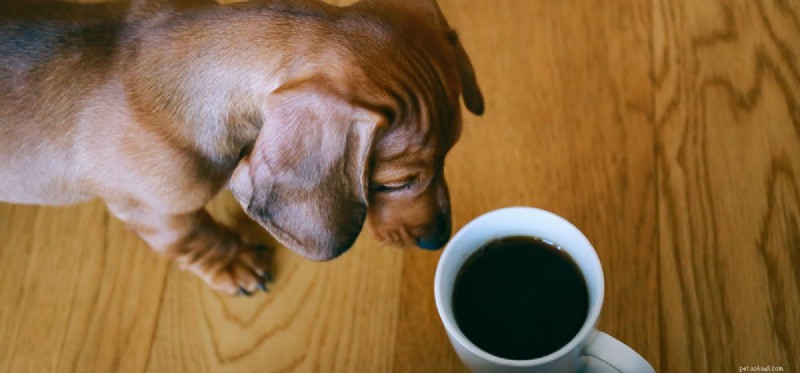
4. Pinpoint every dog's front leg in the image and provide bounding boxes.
[108,204,271,295]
